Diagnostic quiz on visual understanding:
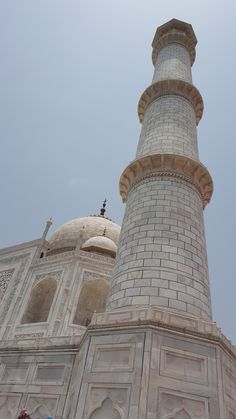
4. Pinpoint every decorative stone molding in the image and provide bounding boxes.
[90,306,236,361]
[0,334,82,350]
[83,270,109,283]
[32,250,77,266]
[152,18,197,66]
[33,248,115,266]
[119,154,213,208]
[138,79,203,124]
[34,270,63,285]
